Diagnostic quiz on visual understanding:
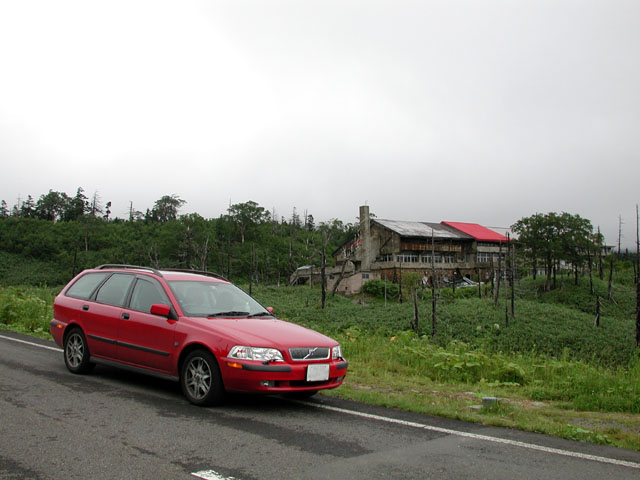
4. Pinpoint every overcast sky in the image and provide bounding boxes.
[1,1,638,247]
